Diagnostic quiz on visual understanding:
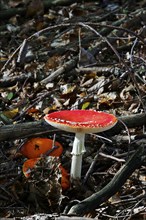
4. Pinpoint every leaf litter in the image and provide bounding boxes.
[0,0,146,219]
